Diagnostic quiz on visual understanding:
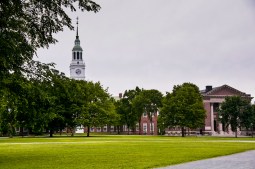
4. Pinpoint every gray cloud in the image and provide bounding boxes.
[37,0,255,100]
